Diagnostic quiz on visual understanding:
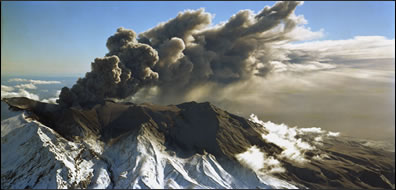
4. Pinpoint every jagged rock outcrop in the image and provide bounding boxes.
[1,97,395,189]
[1,113,294,189]
[2,97,281,160]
